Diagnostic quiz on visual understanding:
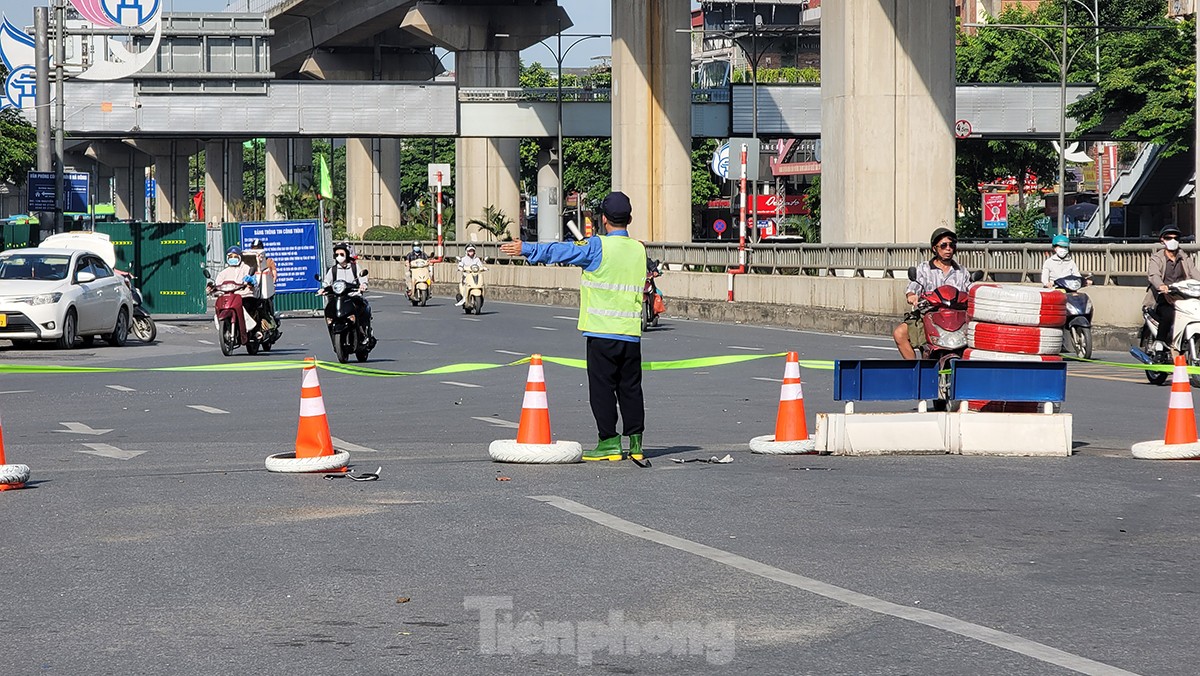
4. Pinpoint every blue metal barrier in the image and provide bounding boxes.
[834,360,941,401]
[949,361,1067,403]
